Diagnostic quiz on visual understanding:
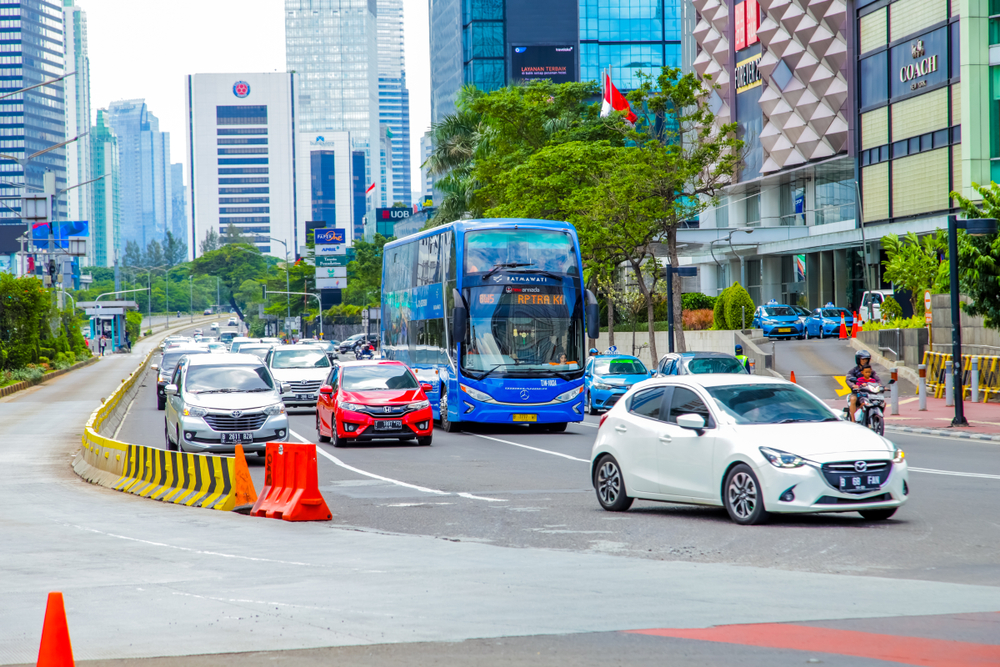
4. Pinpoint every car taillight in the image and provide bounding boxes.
[599,413,609,429]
